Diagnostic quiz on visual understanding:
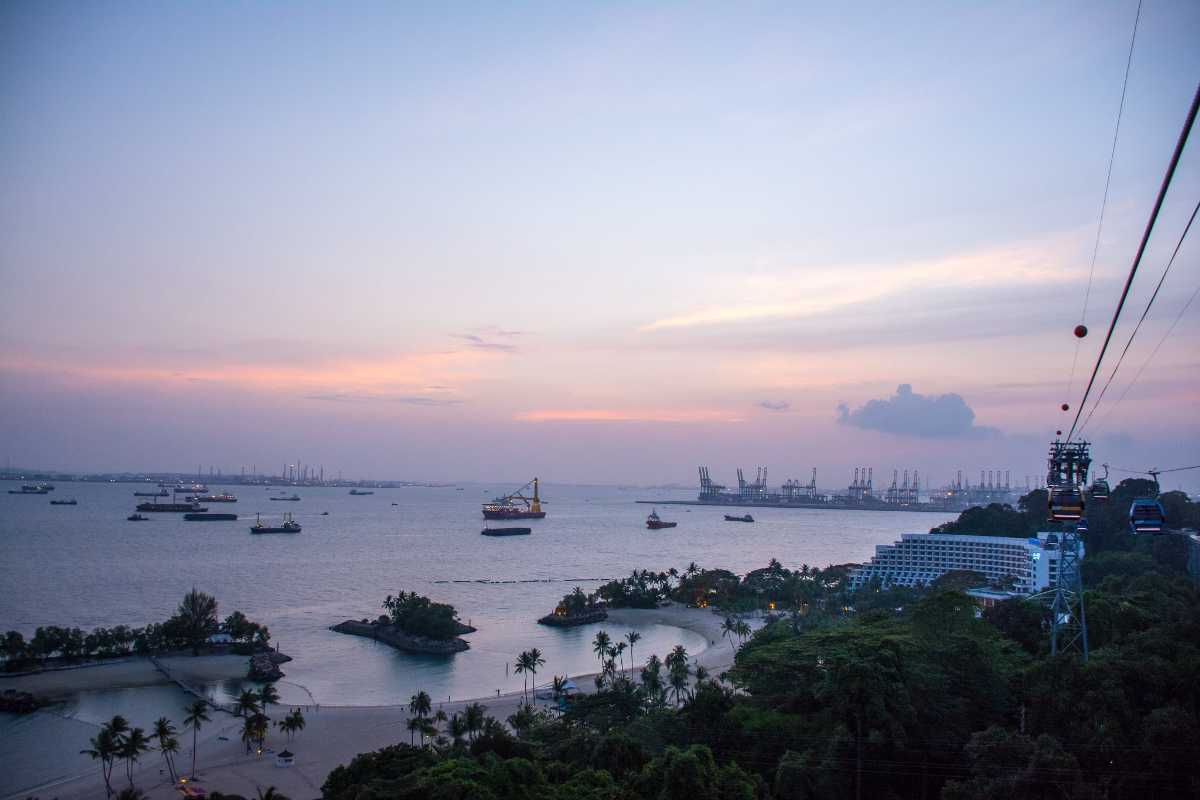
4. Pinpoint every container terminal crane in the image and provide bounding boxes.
[636,466,1020,513]
[482,478,546,520]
